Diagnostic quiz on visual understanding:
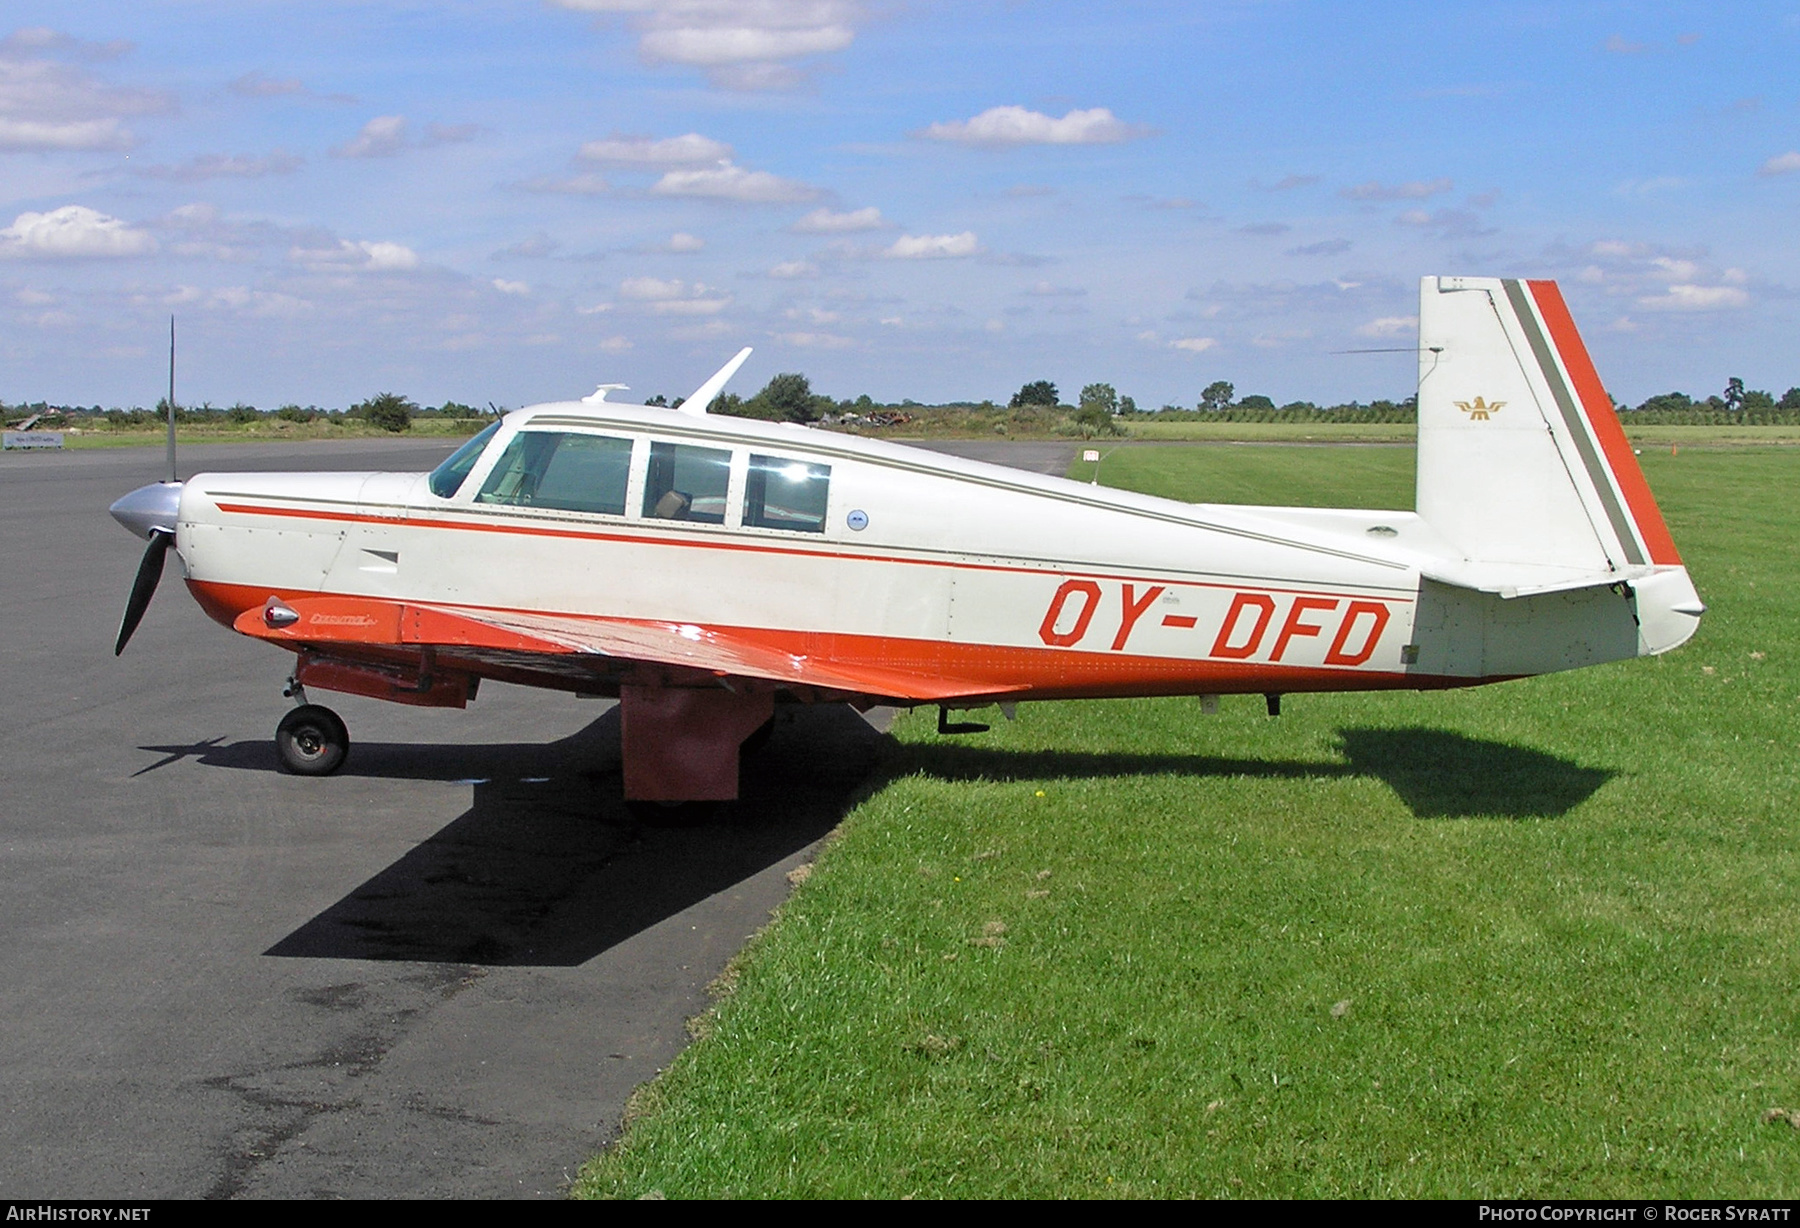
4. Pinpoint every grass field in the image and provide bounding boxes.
[30,418,488,450]
[574,445,1800,1198]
